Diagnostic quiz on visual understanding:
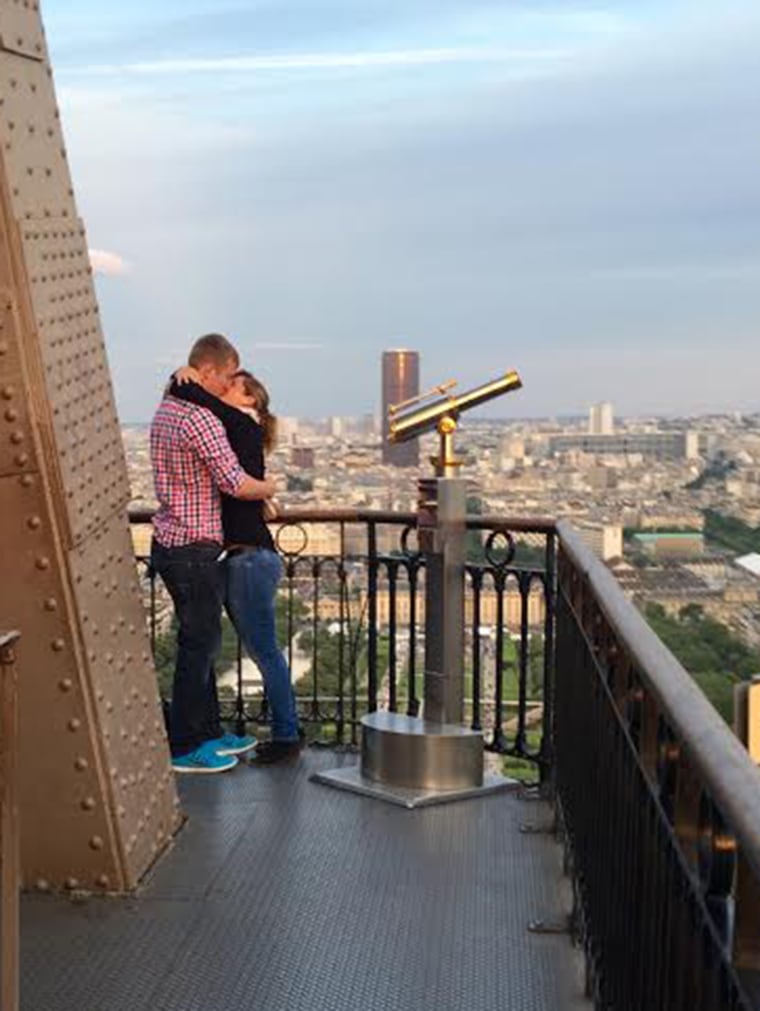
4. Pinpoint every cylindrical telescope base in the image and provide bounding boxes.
[360,712,483,791]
